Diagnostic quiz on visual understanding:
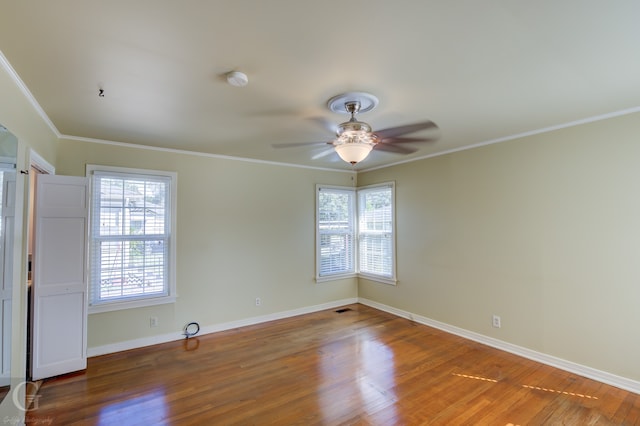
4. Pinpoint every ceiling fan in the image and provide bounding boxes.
[273,92,439,165]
